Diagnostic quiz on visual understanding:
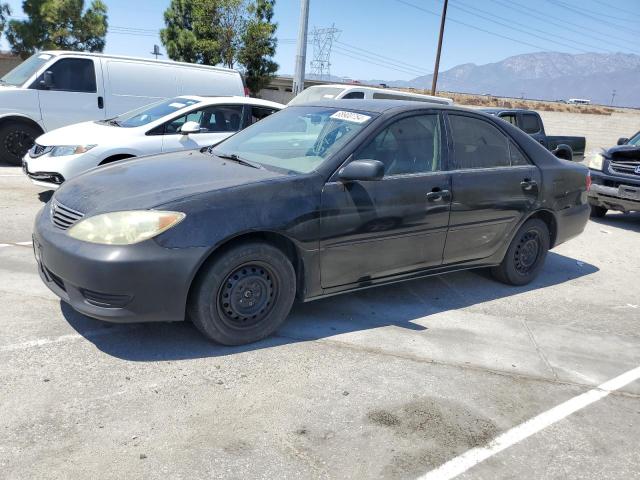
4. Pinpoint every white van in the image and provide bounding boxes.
[289,84,453,106]
[567,98,591,105]
[0,51,245,164]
